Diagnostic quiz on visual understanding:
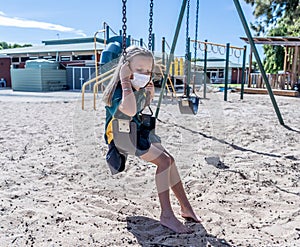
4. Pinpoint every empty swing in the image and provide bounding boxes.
[178,0,200,115]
